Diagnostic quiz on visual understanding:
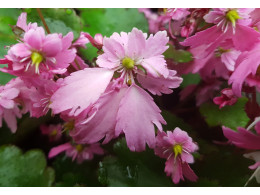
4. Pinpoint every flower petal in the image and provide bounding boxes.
[50,68,114,116]
[115,84,166,151]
